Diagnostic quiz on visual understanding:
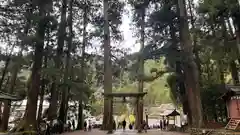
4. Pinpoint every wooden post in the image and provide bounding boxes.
[137,97,143,133]
[135,98,139,130]
[107,96,113,134]
[145,108,148,126]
